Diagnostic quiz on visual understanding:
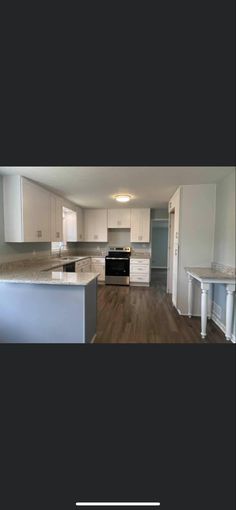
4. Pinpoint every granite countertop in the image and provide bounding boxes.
[0,256,99,286]
[185,267,236,282]
[0,269,99,286]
